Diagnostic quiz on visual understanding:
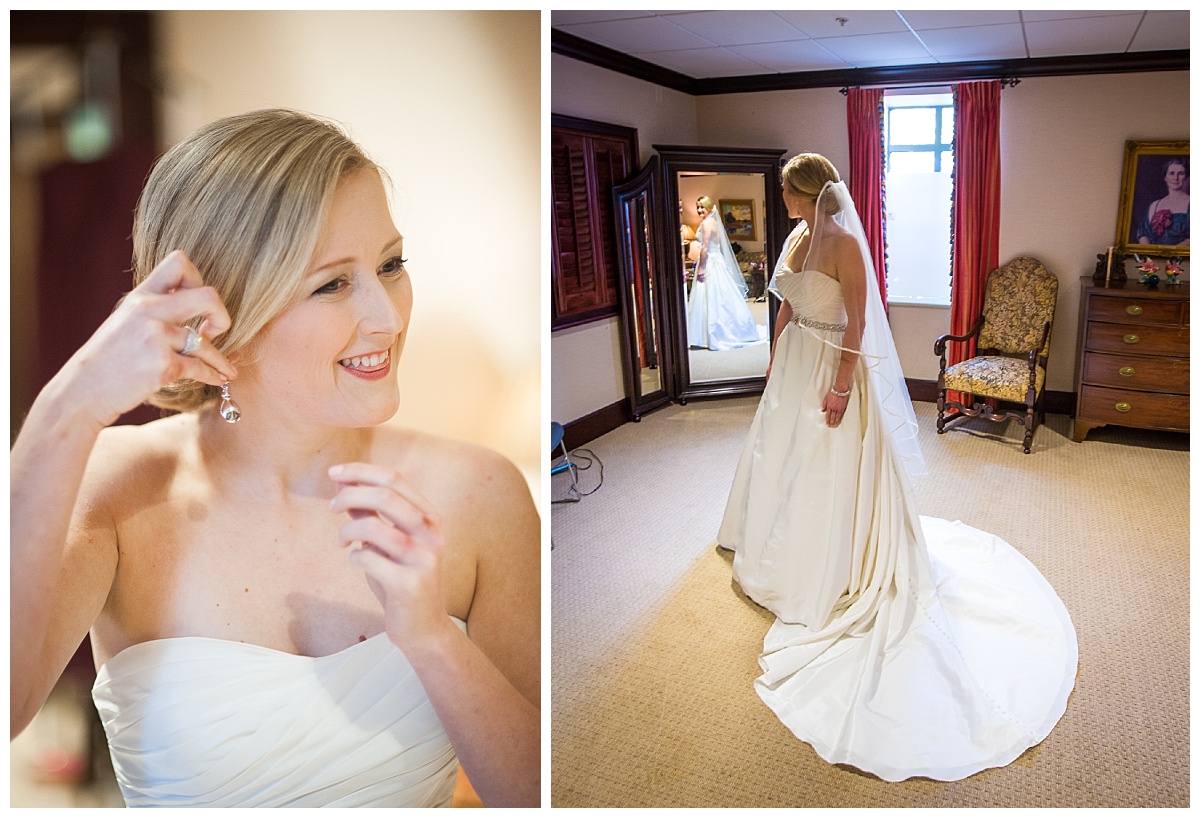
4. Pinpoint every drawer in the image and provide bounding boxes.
[1081,351,1189,394]
[1079,384,1189,430]
[1085,321,1189,356]
[1089,294,1185,326]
